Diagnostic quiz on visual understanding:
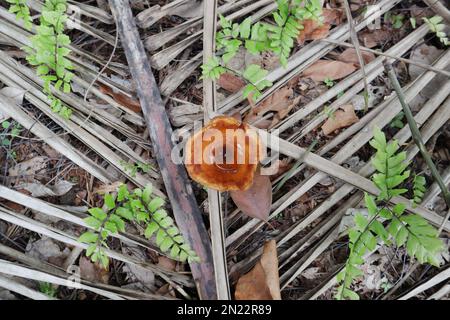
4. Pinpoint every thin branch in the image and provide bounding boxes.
[384,61,450,211]
[343,0,369,112]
